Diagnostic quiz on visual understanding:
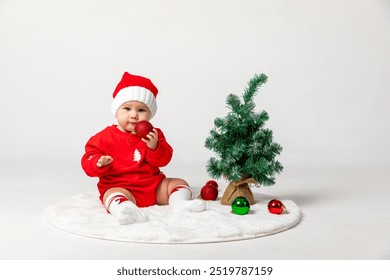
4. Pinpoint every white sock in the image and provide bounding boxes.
[105,192,147,225]
[168,185,206,212]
